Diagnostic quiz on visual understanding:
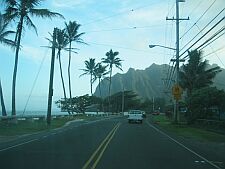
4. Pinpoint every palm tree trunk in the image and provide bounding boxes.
[108,68,112,111]
[12,17,23,116]
[98,78,103,112]
[68,42,73,113]
[58,52,70,115]
[0,79,7,116]
[90,73,93,95]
